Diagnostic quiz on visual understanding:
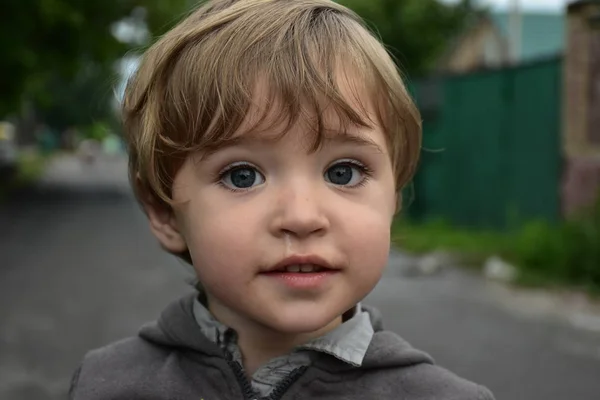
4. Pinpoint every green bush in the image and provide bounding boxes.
[508,197,600,289]
[391,218,509,266]
[509,220,568,276]
[392,194,600,292]
[0,150,48,201]
[83,122,111,142]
